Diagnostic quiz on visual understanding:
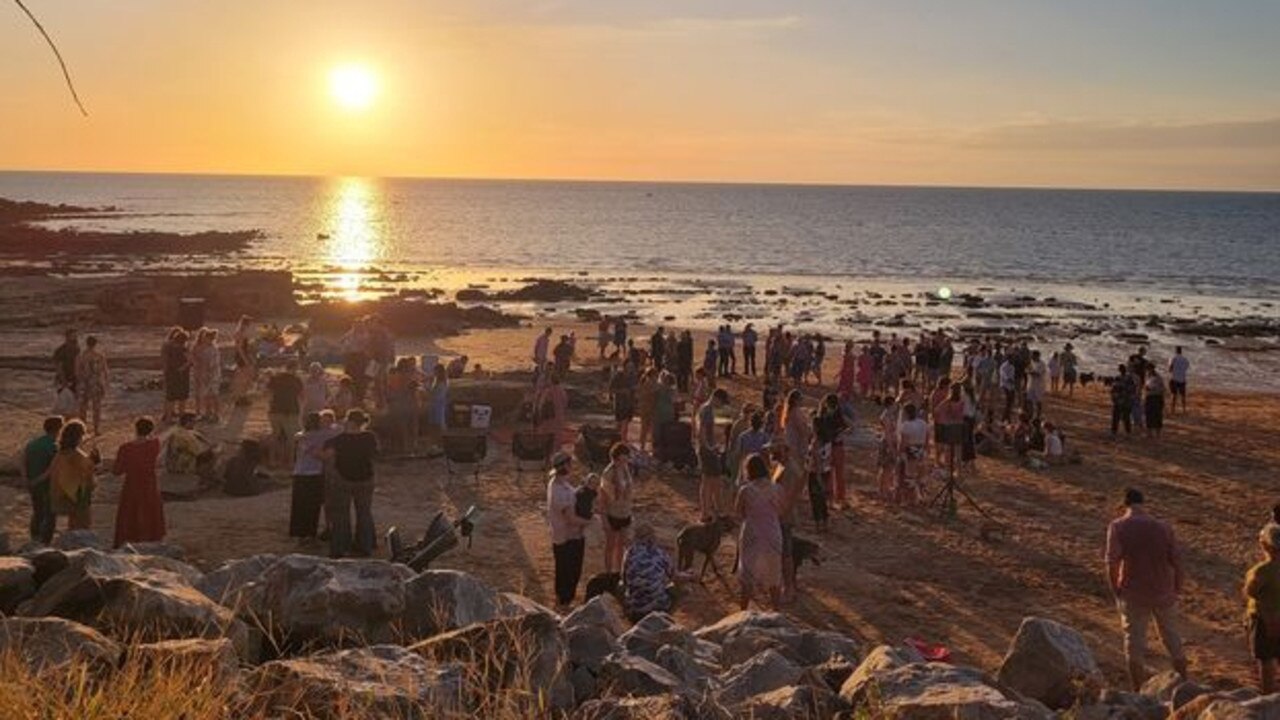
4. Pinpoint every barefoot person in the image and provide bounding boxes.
[598,443,635,574]
[75,336,109,436]
[53,329,80,399]
[21,416,64,544]
[1105,487,1188,690]
[162,328,192,422]
[112,416,165,547]
[1168,346,1190,413]
[49,419,99,533]
[322,409,379,558]
[696,388,730,521]
[1245,523,1280,695]
[267,361,305,468]
[547,451,591,611]
[191,329,223,422]
[290,412,328,541]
